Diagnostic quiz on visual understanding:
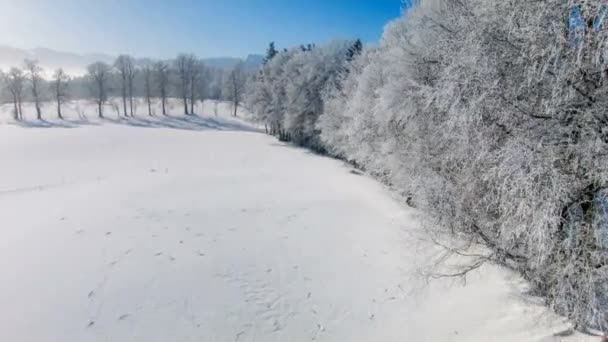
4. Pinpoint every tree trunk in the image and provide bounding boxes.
[147,96,152,116]
[35,101,41,120]
[12,94,18,121]
[183,96,189,115]
[129,95,134,117]
[33,82,41,120]
[57,100,62,119]
[162,97,167,116]
[233,100,238,117]
[122,84,127,117]
[98,102,103,118]
[18,98,23,120]
[190,82,196,115]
